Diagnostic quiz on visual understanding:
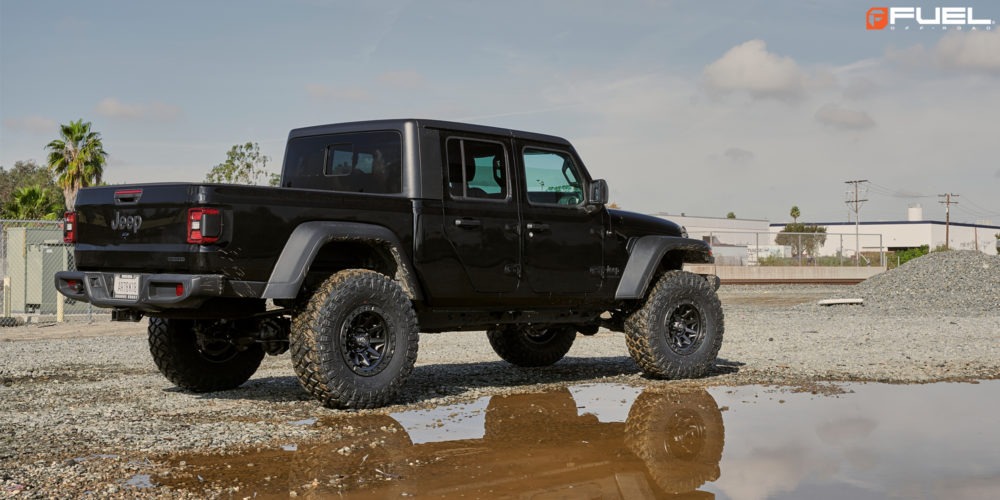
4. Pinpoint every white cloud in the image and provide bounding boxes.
[94,97,182,120]
[702,40,807,101]
[304,83,374,102]
[933,30,1000,74]
[887,31,1000,75]
[2,115,57,134]
[814,103,876,130]
[842,77,880,99]
[378,70,425,88]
